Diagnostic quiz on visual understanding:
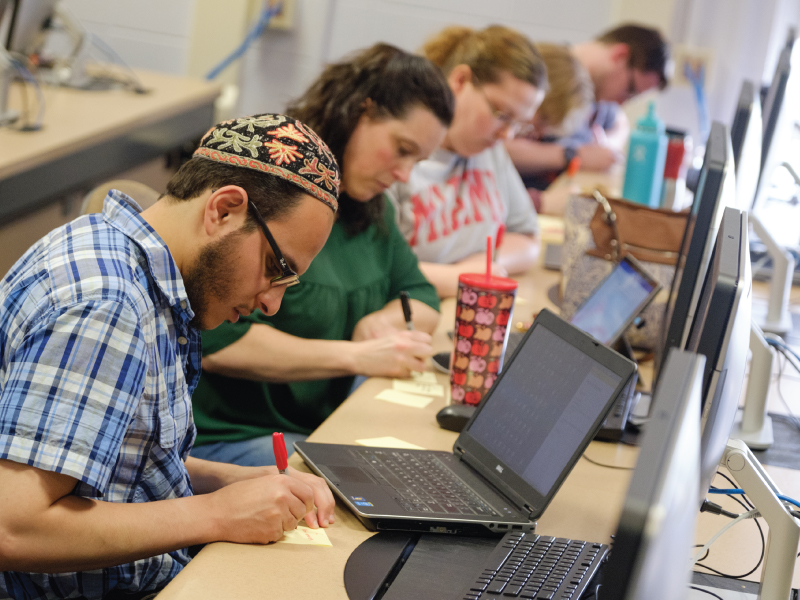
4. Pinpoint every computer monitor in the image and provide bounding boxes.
[685,206,752,499]
[759,45,791,182]
[600,348,704,600]
[568,256,661,346]
[730,80,762,210]
[3,0,57,56]
[657,121,736,379]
